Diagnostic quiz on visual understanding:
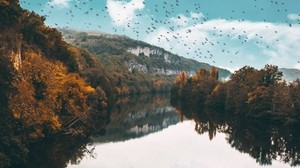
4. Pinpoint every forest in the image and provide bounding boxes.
[171,65,300,125]
[0,1,109,167]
